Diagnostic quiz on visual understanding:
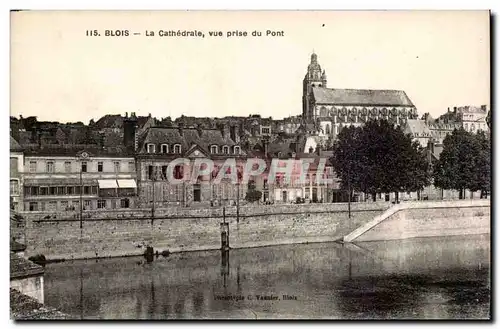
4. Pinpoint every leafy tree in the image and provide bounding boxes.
[433,128,490,198]
[245,180,262,203]
[471,131,491,198]
[331,125,363,200]
[331,120,430,202]
[486,110,491,130]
